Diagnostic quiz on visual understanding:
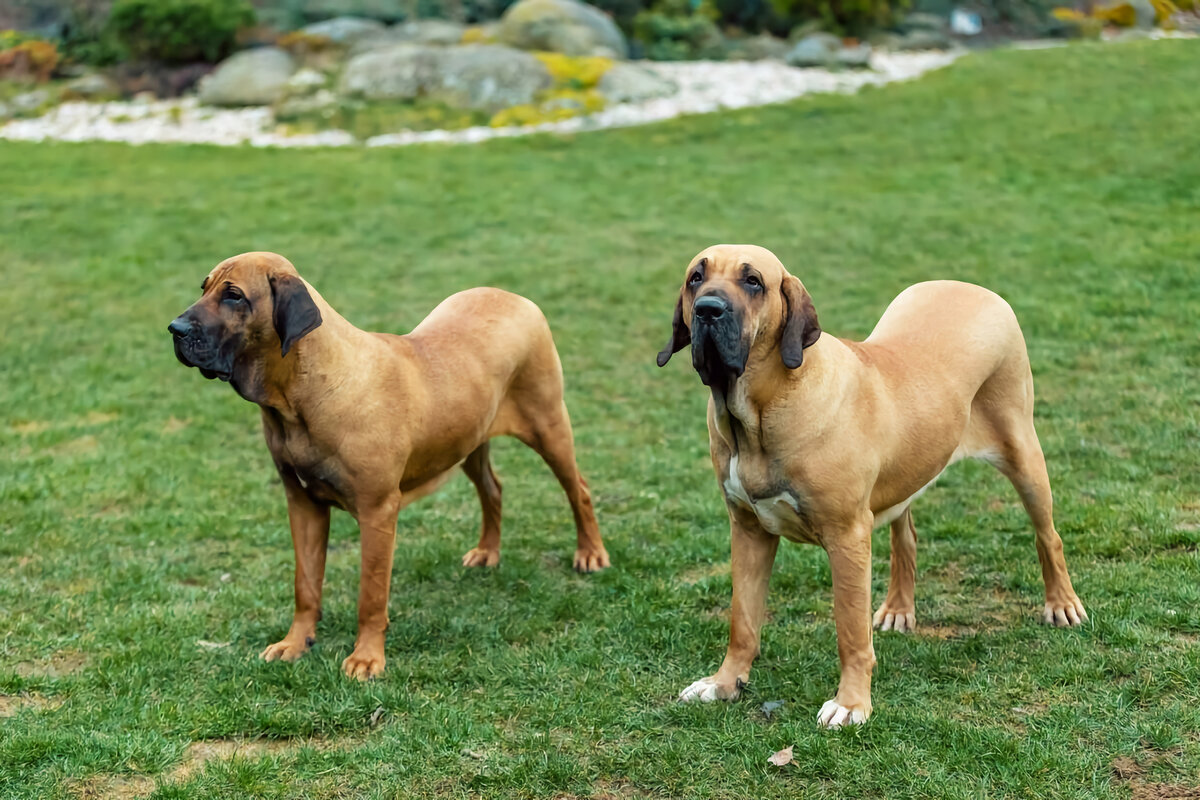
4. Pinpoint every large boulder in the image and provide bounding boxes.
[394,19,468,45]
[301,16,387,44]
[63,72,120,100]
[340,43,552,111]
[597,64,676,104]
[498,0,628,58]
[785,33,842,67]
[198,47,297,106]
